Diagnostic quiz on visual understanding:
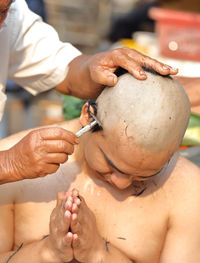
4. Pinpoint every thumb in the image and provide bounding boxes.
[90,68,118,87]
